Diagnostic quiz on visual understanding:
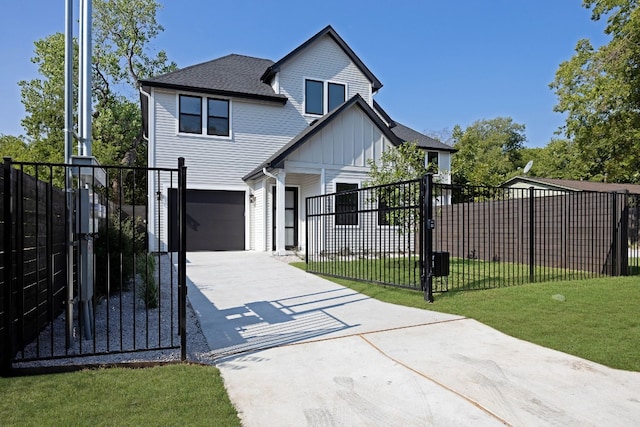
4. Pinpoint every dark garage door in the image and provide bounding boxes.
[169,189,245,251]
